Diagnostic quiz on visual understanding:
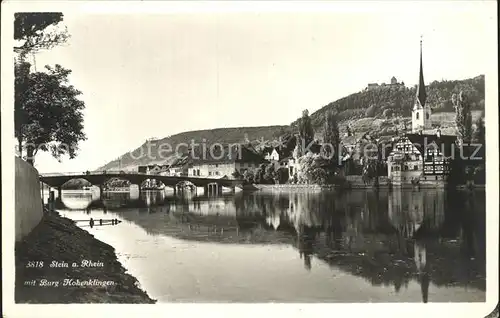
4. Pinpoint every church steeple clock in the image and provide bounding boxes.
[412,38,432,133]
